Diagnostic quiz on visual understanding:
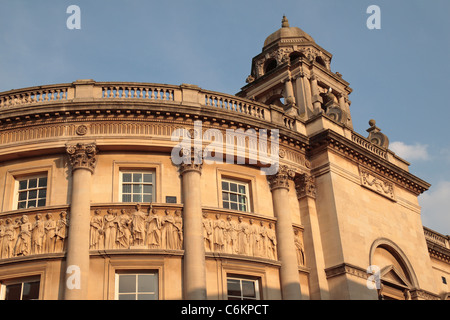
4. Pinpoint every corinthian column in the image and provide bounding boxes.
[267,165,302,299]
[179,149,206,300]
[64,143,97,300]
